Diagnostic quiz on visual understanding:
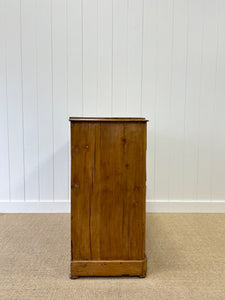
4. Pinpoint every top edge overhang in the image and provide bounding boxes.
[69,117,149,122]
